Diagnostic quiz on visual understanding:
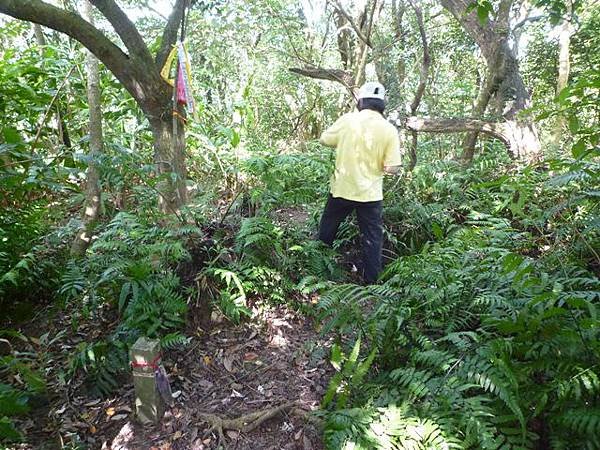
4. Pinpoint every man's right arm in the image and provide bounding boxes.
[383,128,403,175]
